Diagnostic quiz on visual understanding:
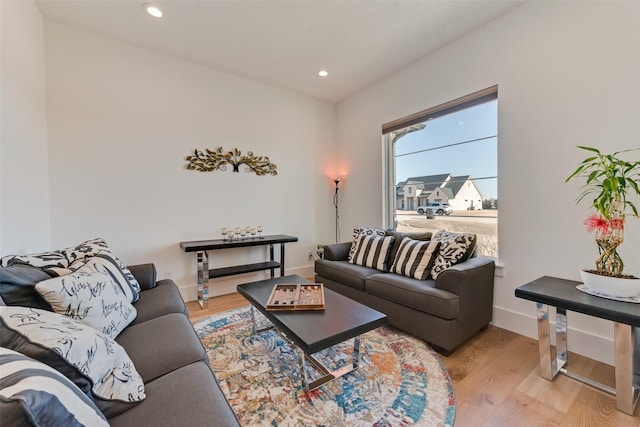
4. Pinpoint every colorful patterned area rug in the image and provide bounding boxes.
[193,306,456,427]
